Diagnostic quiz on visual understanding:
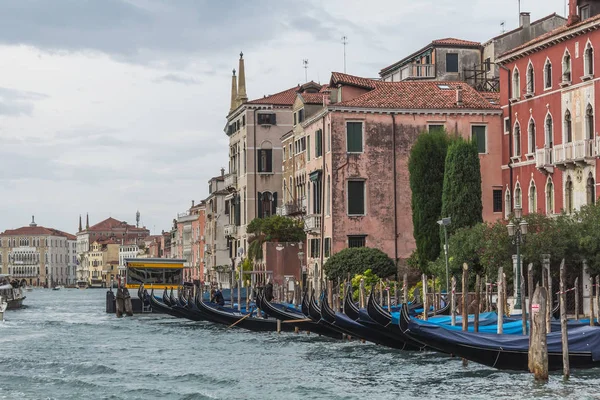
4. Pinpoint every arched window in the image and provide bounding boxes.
[545,113,554,149]
[505,187,511,220]
[514,182,522,208]
[587,173,596,205]
[562,50,571,82]
[526,62,534,94]
[544,59,552,89]
[512,68,521,98]
[528,180,537,214]
[261,191,273,218]
[528,118,536,153]
[586,104,594,141]
[514,121,521,156]
[283,180,287,203]
[564,109,572,143]
[585,42,594,76]
[546,178,554,215]
[565,176,574,214]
